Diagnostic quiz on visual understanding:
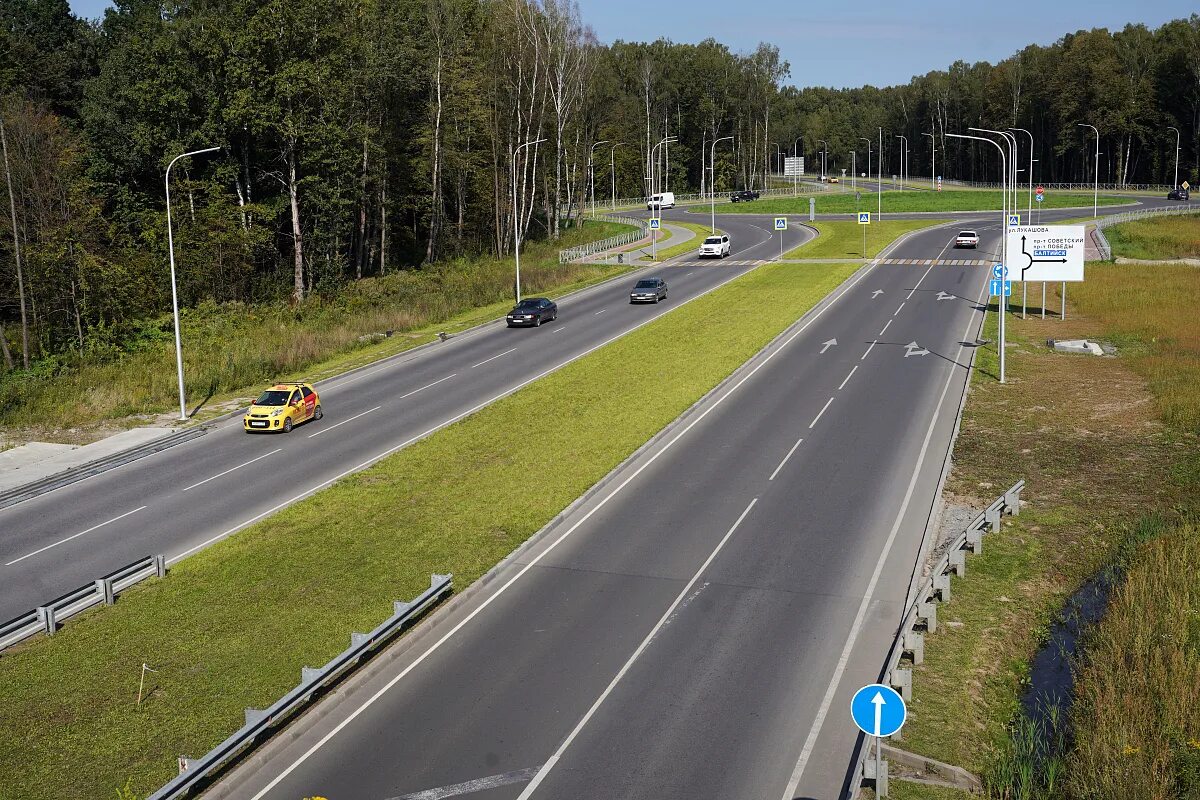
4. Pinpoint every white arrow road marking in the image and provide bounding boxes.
[871,289,884,298]
[904,341,930,358]
[5,506,147,566]
[872,691,885,736]
[819,338,837,354]
[386,766,543,800]
[936,291,955,301]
